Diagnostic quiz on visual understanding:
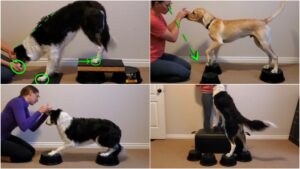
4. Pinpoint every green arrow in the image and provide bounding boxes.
[175,19,180,28]
[78,59,90,64]
[168,6,173,15]
[189,47,199,61]
[182,33,188,42]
